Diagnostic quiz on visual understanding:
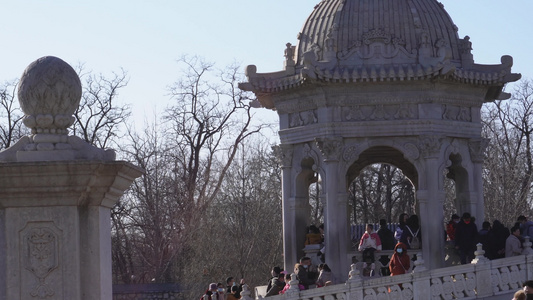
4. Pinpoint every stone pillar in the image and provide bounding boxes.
[279,144,296,271]
[316,137,347,281]
[469,139,488,223]
[418,136,445,269]
[0,56,142,300]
